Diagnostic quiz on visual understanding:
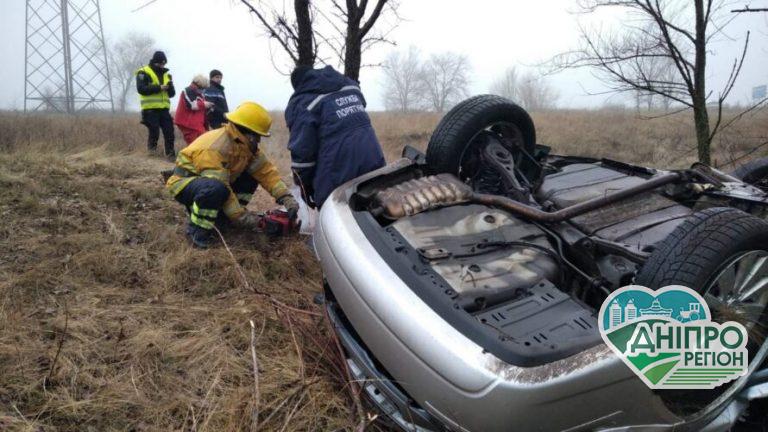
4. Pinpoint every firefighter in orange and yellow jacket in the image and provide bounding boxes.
[166,101,299,248]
